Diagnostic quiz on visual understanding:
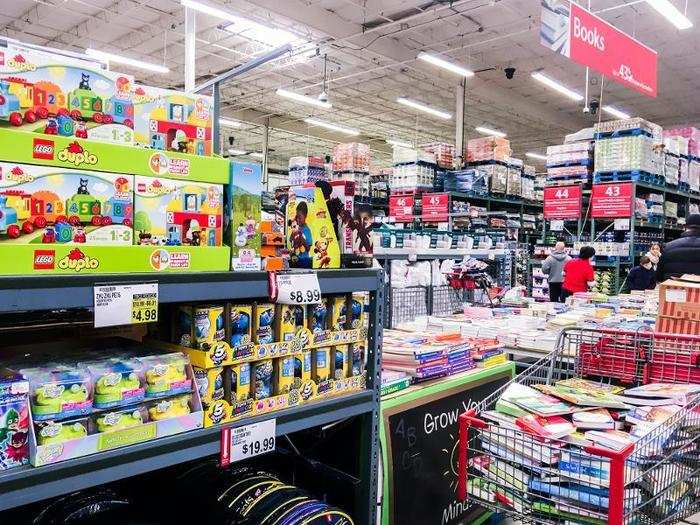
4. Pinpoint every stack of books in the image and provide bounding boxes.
[380,370,412,396]
[467,379,700,524]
